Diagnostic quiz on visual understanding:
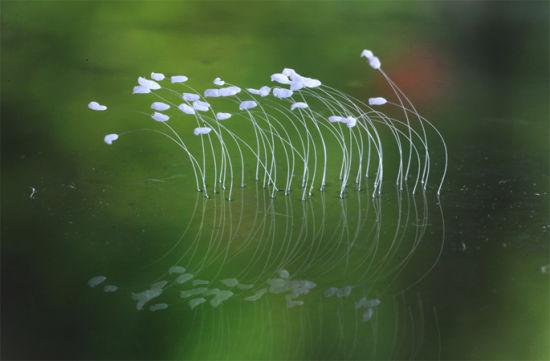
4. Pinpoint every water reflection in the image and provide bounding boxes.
[88,185,445,359]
